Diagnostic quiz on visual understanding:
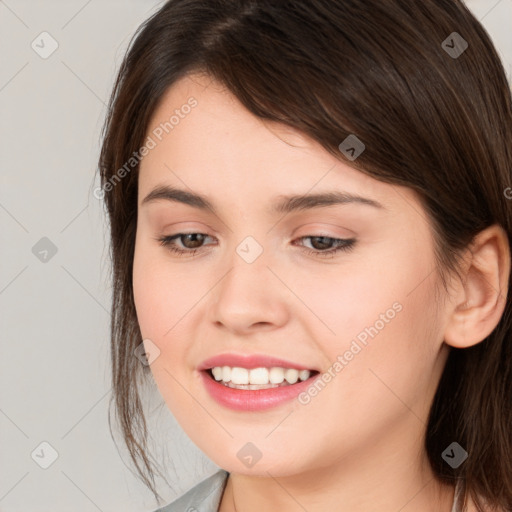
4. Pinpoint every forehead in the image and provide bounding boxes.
[138,73,419,215]
[144,72,324,161]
